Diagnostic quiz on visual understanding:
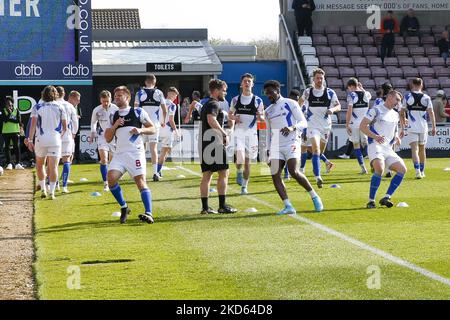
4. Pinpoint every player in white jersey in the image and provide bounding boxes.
[27,86,67,200]
[299,68,341,188]
[360,90,407,209]
[157,87,181,178]
[345,78,372,174]
[56,86,79,193]
[183,91,203,124]
[400,78,437,179]
[263,80,323,215]
[106,86,156,225]
[90,90,119,191]
[228,73,264,195]
[134,74,167,180]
